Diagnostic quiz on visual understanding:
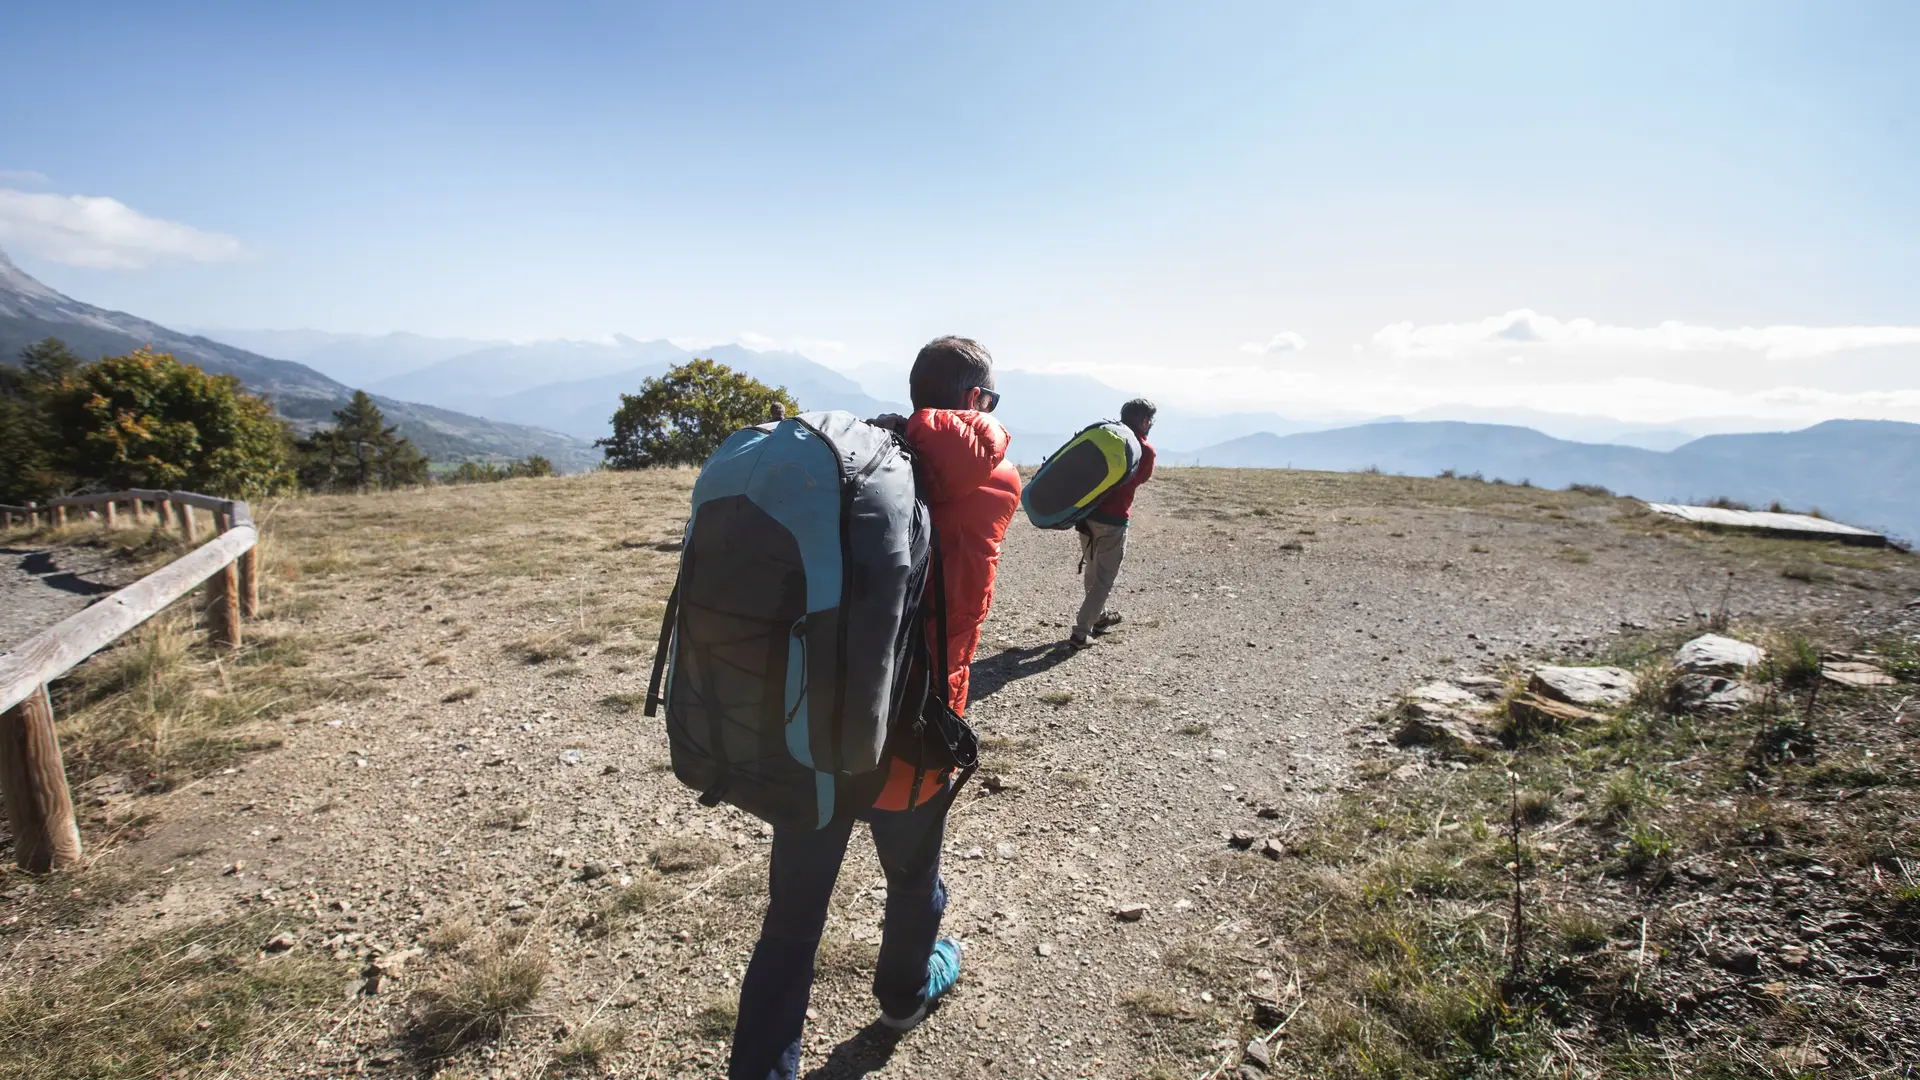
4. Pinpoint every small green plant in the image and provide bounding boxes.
[1600,772,1651,818]
[599,692,647,713]
[1554,910,1610,953]
[1621,823,1674,871]
[1178,721,1212,736]
[1038,689,1075,707]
